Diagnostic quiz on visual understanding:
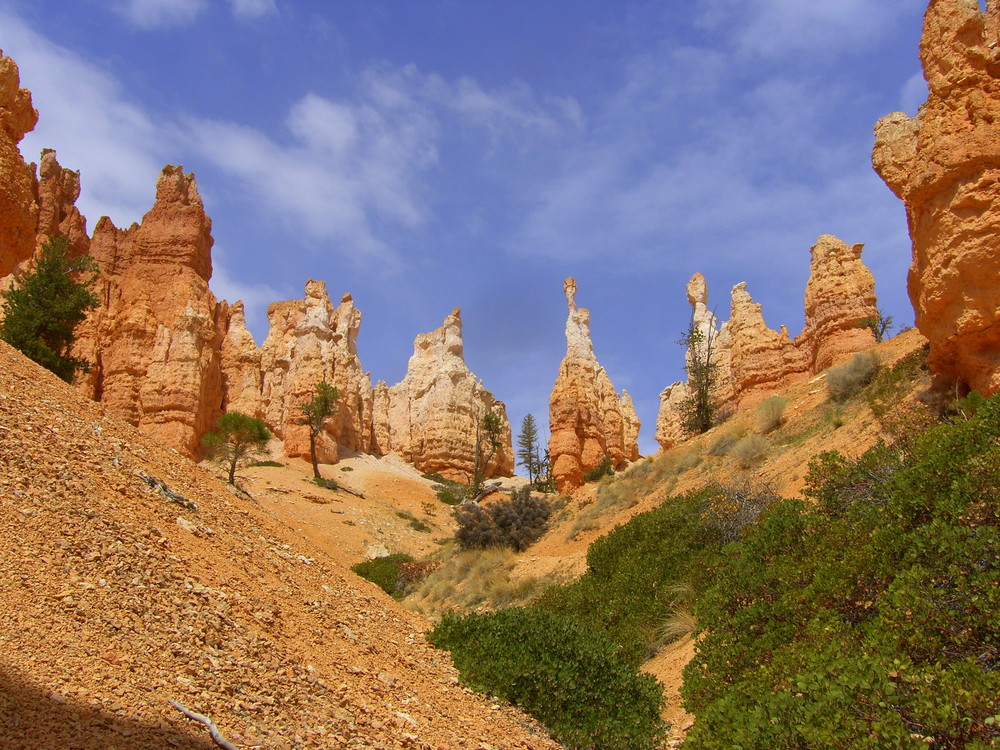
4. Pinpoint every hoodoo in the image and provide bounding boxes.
[549,278,639,492]
[873,0,1000,395]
